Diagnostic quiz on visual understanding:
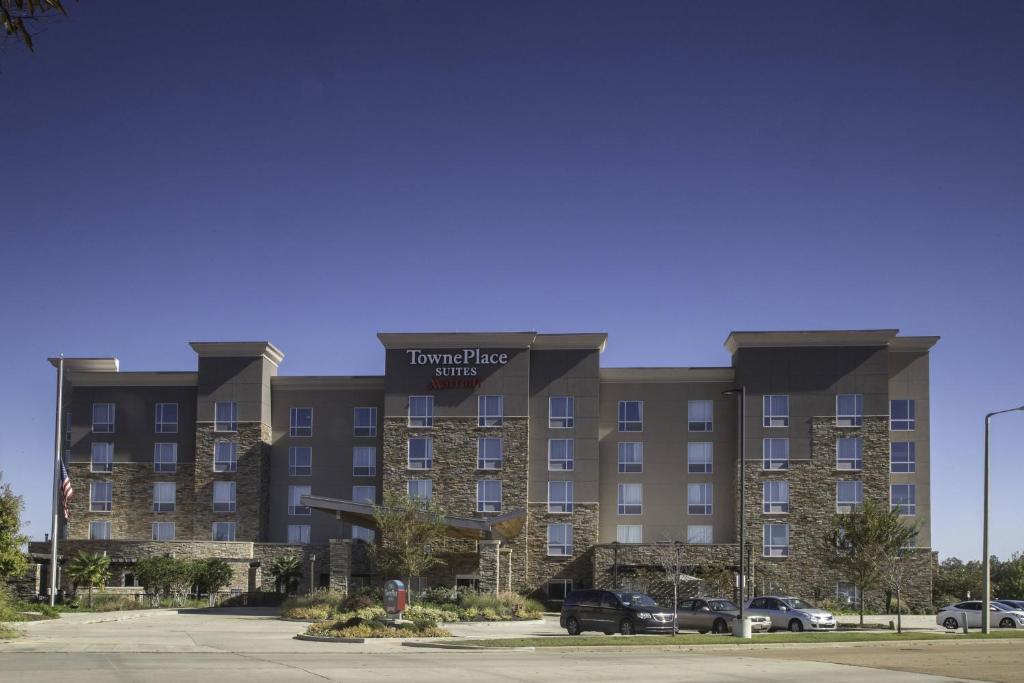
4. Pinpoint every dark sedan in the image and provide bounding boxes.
[560,590,675,635]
